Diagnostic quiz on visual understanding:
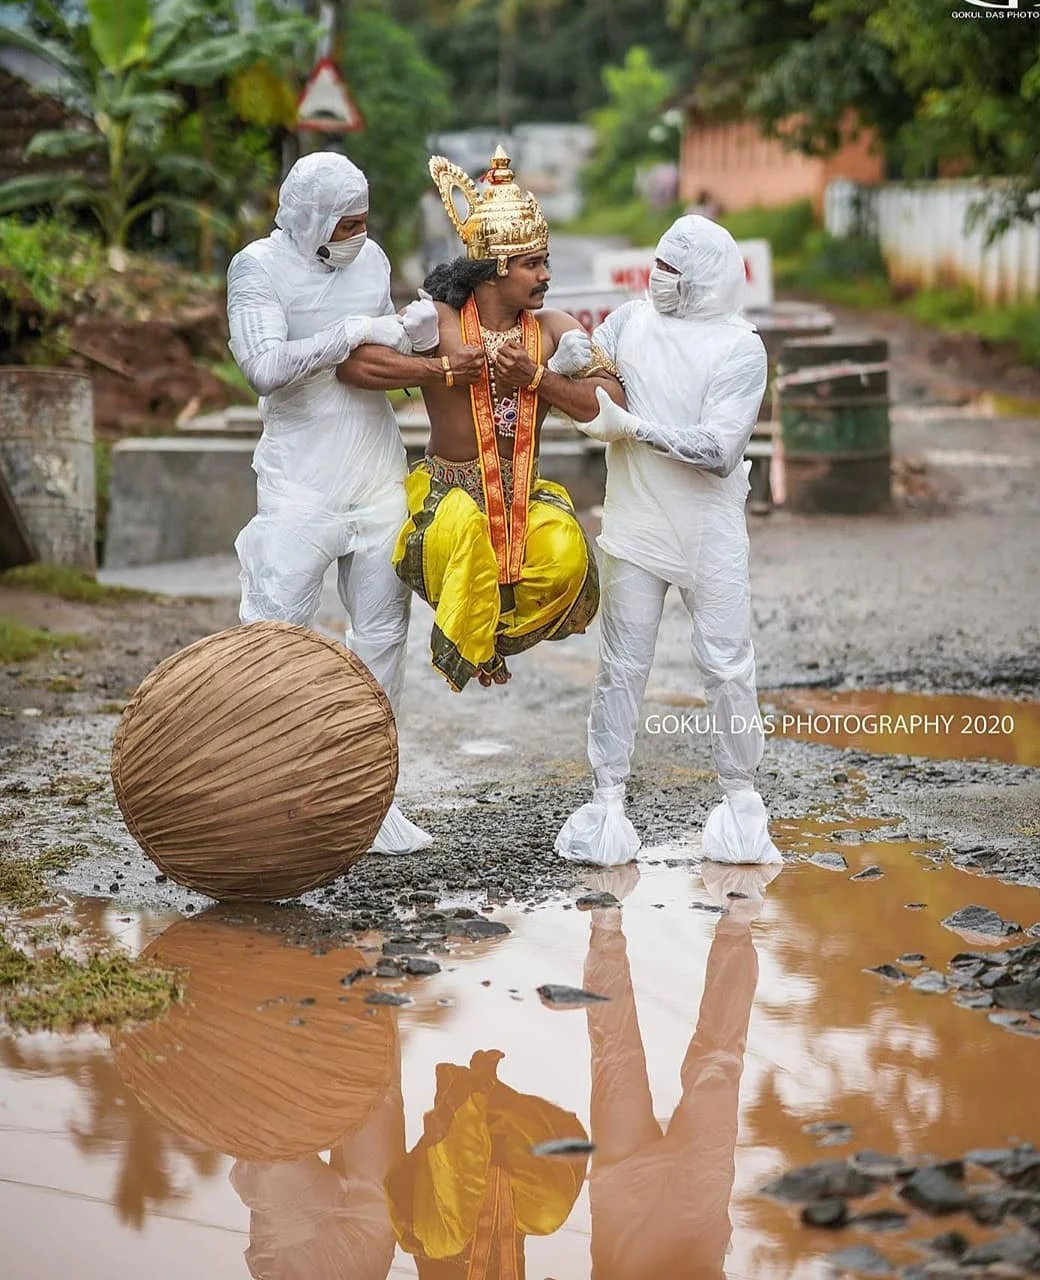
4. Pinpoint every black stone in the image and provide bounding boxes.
[575,891,620,910]
[865,964,907,983]
[530,1137,595,1157]
[909,971,948,994]
[941,905,1021,938]
[340,968,373,986]
[760,1160,876,1202]
[375,960,402,978]
[898,1168,971,1215]
[850,1151,916,1180]
[849,1209,909,1232]
[851,865,884,881]
[998,1149,1040,1190]
[898,953,926,964]
[960,1232,1040,1270]
[923,1230,968,1258]
[801,1198,848,1228]
[364,992,412,1006]
[448,918,511,940]
[993,979,1040,1012]
[403,956,442,976]
[952,991,994,1010]
[537,984,609,1007]
[824,1244,892,1275]
[964,1147,1014,1168]
[810,852,848,872]
[971,1188,1040,1227]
